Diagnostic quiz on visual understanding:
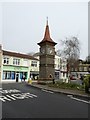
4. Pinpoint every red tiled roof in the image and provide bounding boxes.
[3,50,38,60]
[43,25,52,42]
[38,24,57,46]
